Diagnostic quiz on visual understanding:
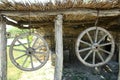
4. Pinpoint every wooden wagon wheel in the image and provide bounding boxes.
[9,33,49,71]
[76,27,115,67]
